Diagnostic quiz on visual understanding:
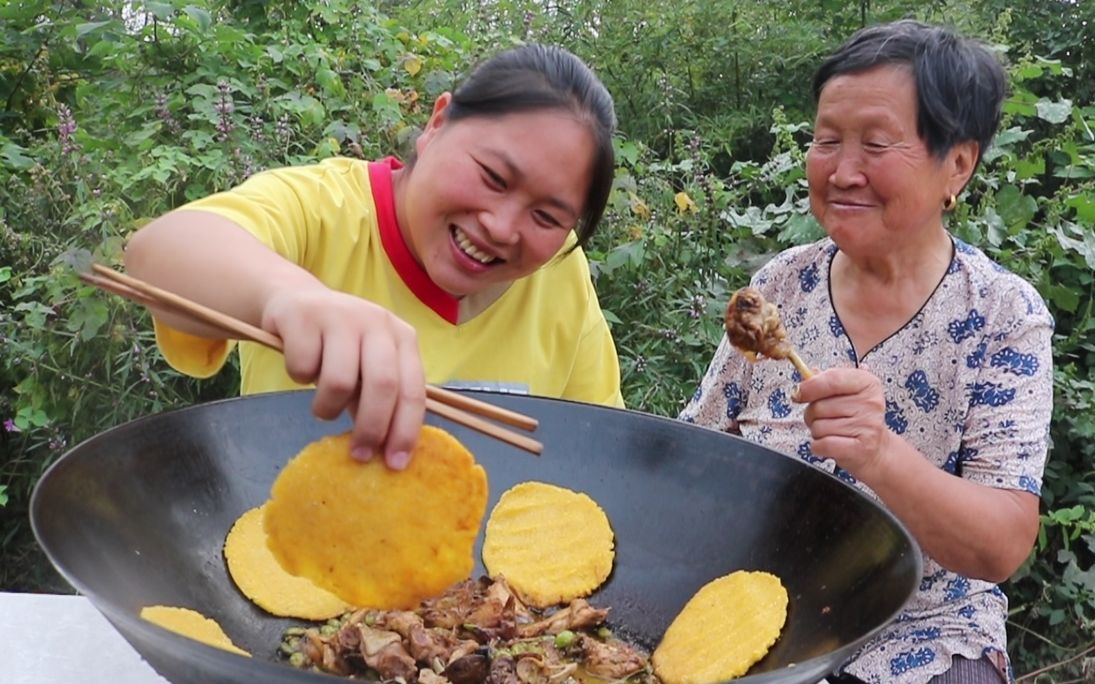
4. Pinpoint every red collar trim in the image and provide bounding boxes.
[369,157,460,324]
